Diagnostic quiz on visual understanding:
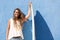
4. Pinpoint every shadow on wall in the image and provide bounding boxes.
[34,10,54,40]
[22,20,32,40]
